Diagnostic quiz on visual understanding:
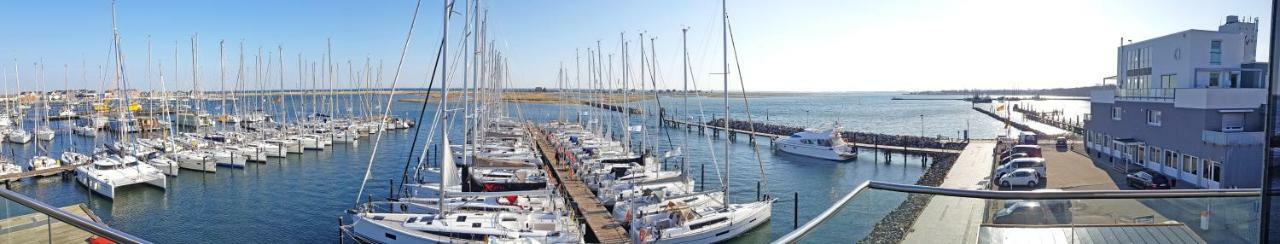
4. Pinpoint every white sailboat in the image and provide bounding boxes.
[77,2,169,199]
